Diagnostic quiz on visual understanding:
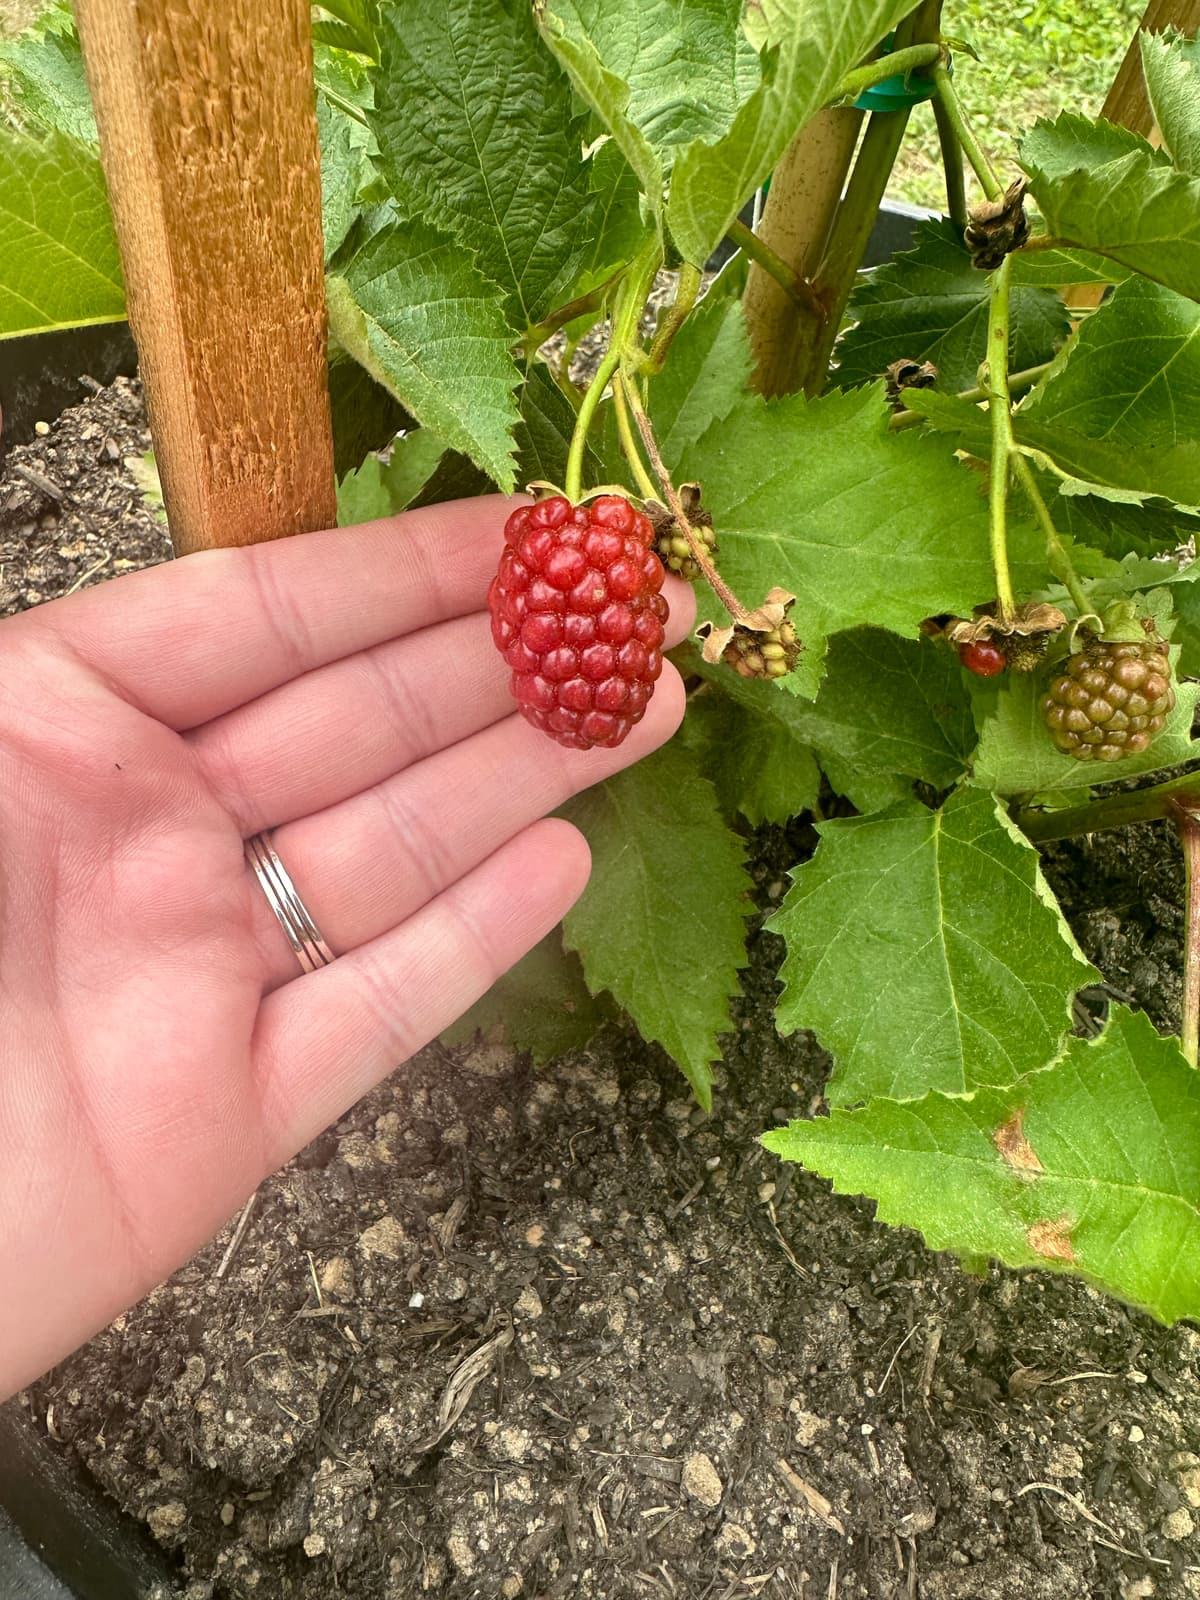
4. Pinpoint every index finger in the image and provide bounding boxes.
[9,496,516,730]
